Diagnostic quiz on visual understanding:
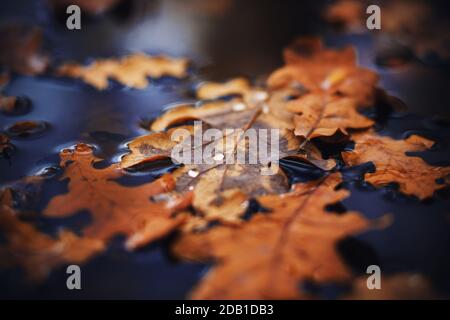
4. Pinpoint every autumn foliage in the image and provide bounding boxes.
[0,36,448,299]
